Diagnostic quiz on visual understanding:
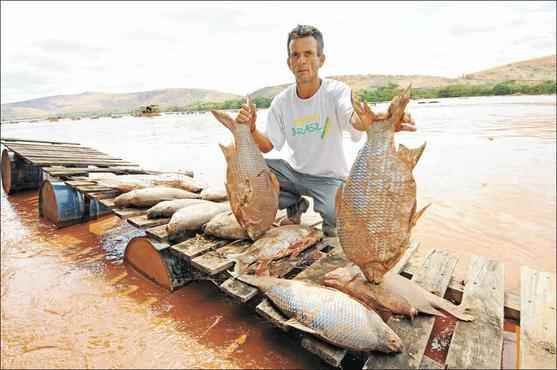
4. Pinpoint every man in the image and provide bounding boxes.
[236,25,415,236]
